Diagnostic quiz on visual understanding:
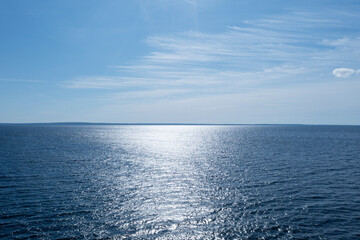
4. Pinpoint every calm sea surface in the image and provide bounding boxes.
[0,125,359,239]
